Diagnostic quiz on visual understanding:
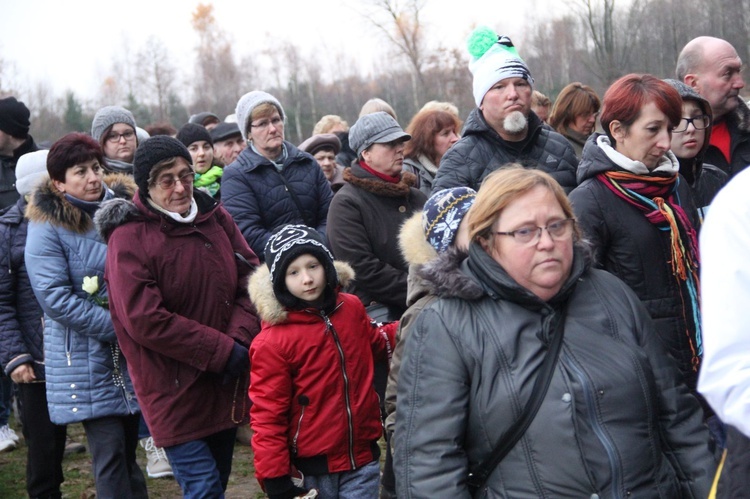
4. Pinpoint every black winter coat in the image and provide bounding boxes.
[0,197,45,378]
[569,135,703,393]
[221,142,333,260]
[433,109,578,192]
[705,97,750,179]
[0,136,38,210]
